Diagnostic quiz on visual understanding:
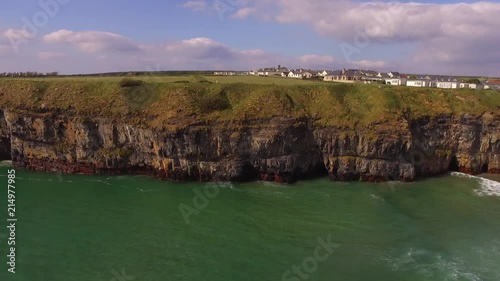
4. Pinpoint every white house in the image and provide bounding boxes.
[317,70,329,77]
[485,80,500,90]
[288,71,303,79]
[385,78,406,86]
[323,71,340,82]
[362,76,384,84]
[213,71,236,76]
[436,77,459,89]
[301,71,314,79]
[387,72,401,78]
[406,79,436,87]
[377,72,390,79]
[437,81,458,89]
[287,70,313,79]
[266,71,282,77]
[459,83,477,89]
[406,80,425,87]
